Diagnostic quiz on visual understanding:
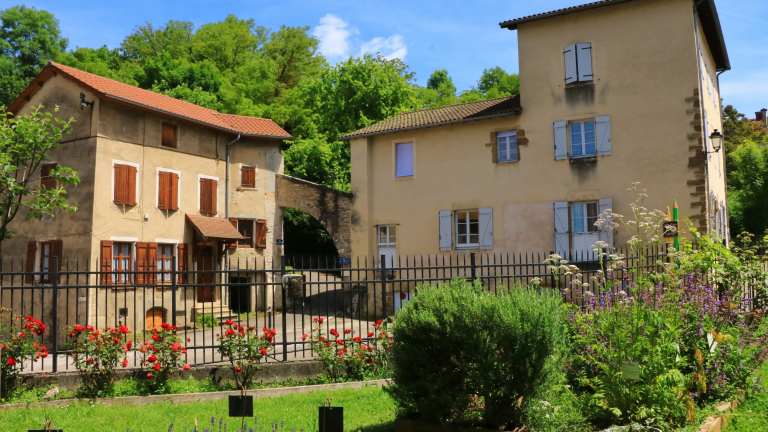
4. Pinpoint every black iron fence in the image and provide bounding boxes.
[0,245,763,373]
